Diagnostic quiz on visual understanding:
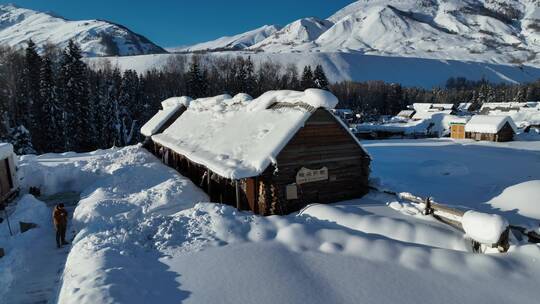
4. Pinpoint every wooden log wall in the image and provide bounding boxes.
[259,109,371,215]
